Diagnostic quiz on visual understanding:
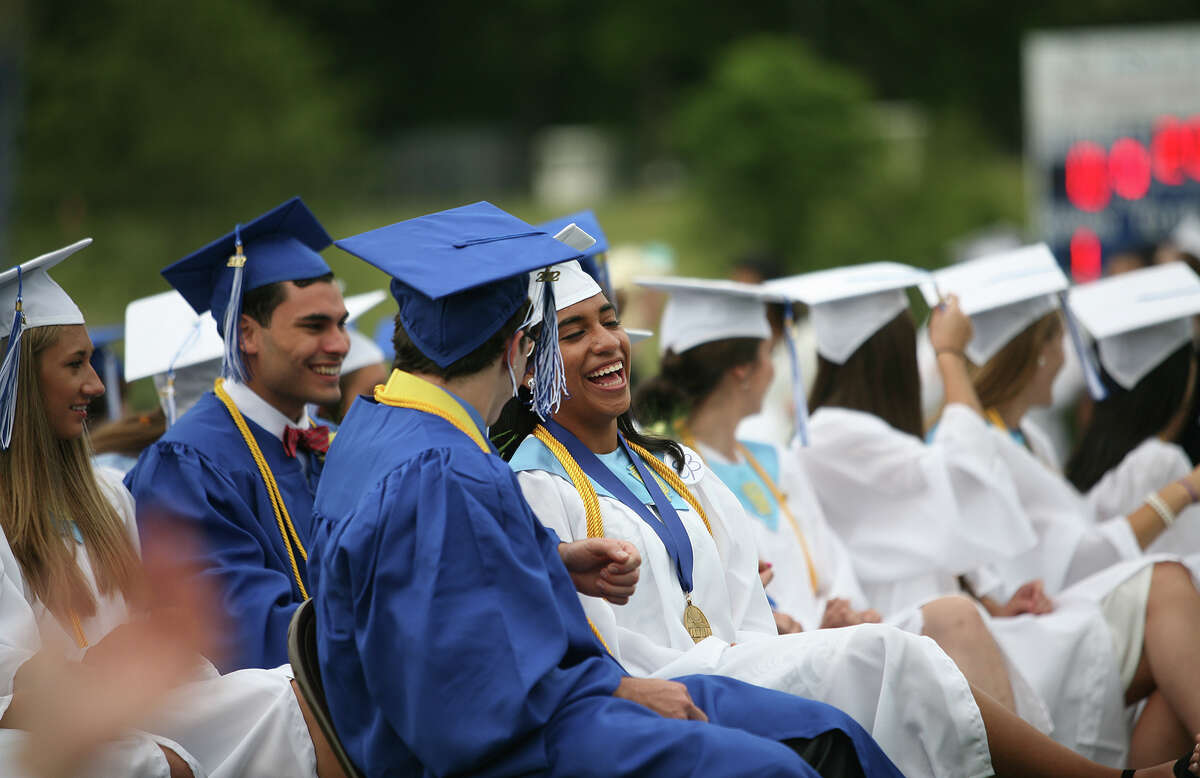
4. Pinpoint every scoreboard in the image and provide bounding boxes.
[1024,25,1200,280]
